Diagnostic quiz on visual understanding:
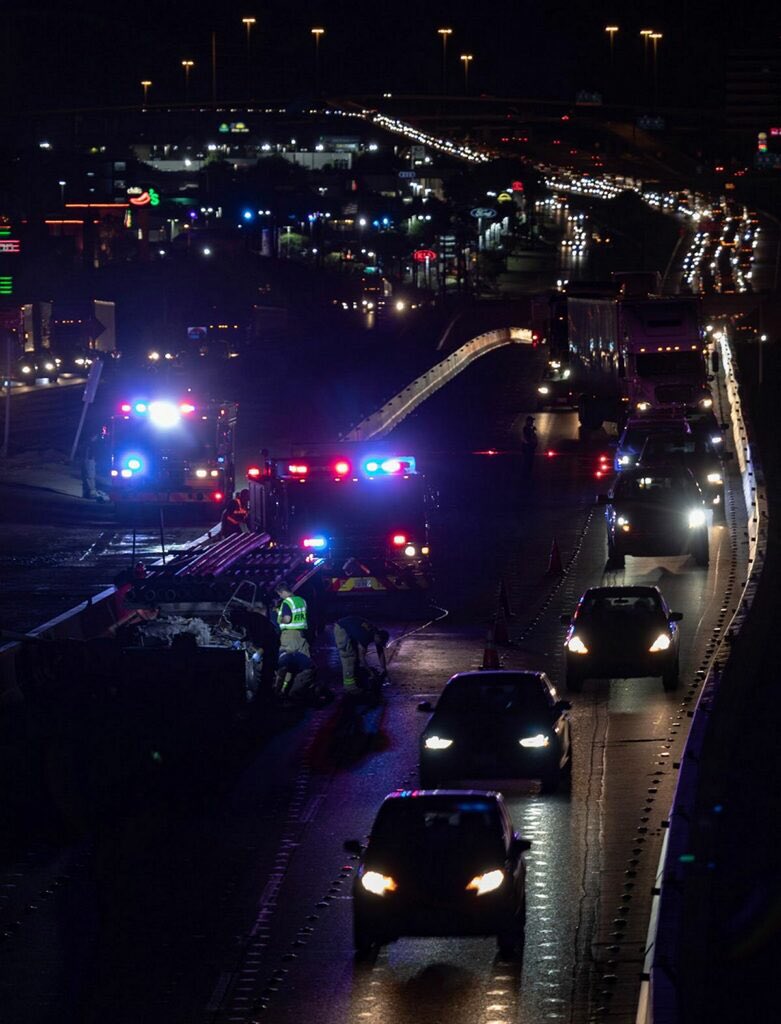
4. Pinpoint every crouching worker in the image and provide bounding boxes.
[274,649,318,703]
